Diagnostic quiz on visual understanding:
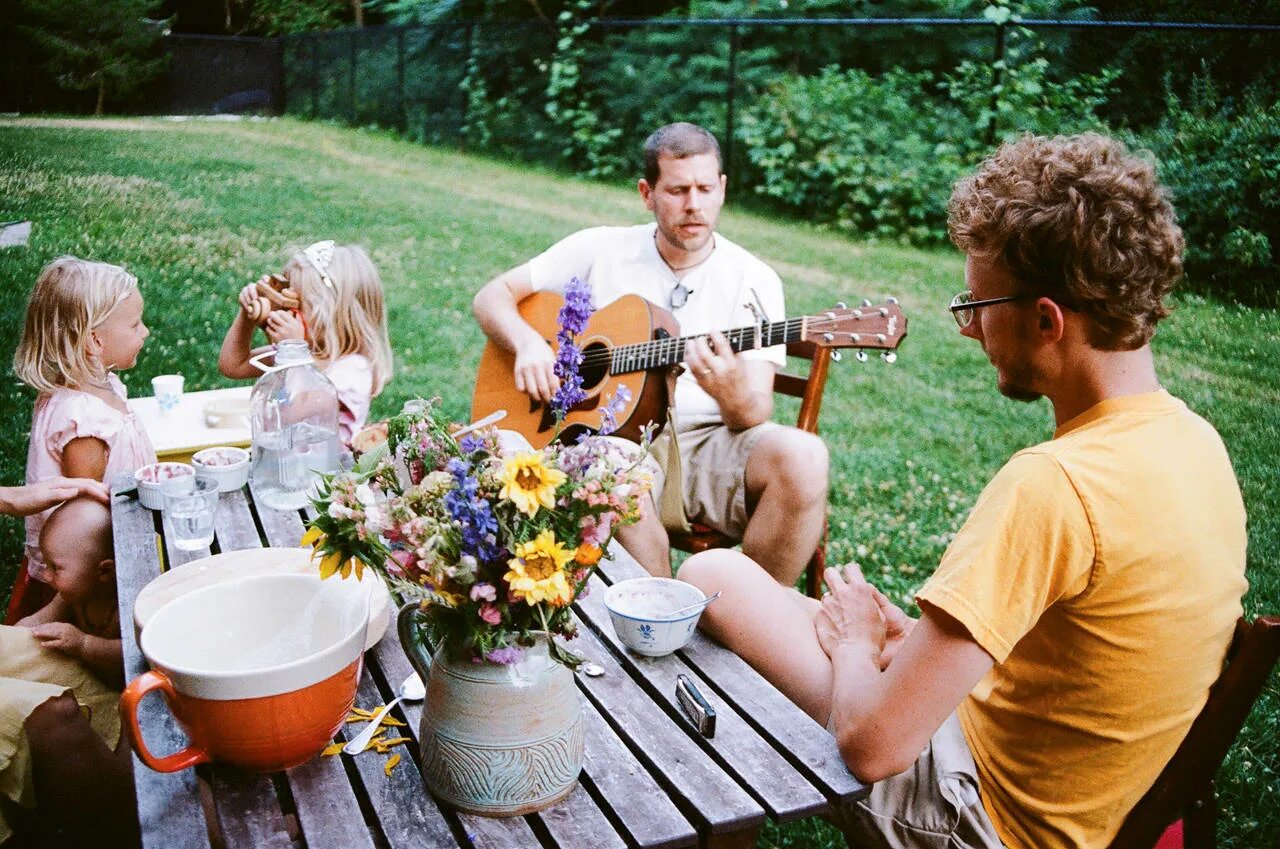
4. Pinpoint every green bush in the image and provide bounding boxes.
[1135,78,1280,308]
[737,66,970,245]
[736,52,1119,247]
